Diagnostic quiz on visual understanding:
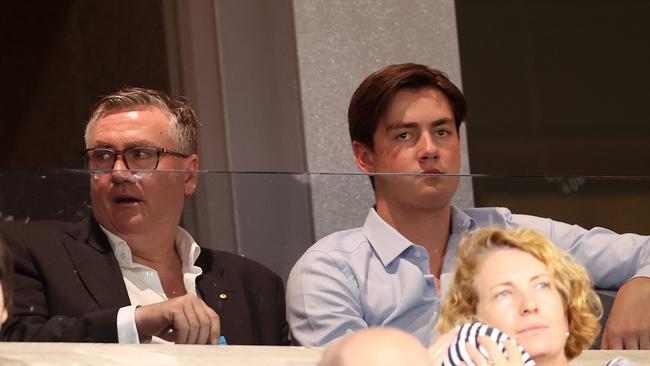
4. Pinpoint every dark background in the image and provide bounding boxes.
[456,0,650,233]
[0,1,170,169]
